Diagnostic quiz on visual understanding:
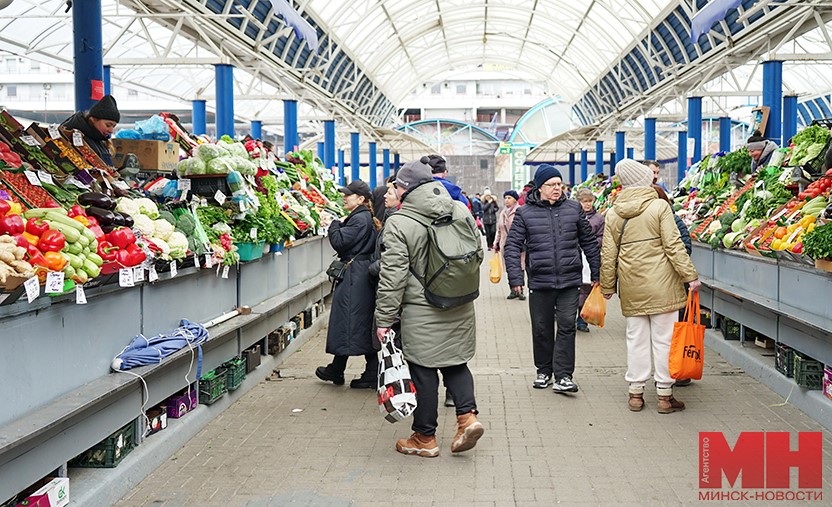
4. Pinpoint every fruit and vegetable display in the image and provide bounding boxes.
[0,108,347,304]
